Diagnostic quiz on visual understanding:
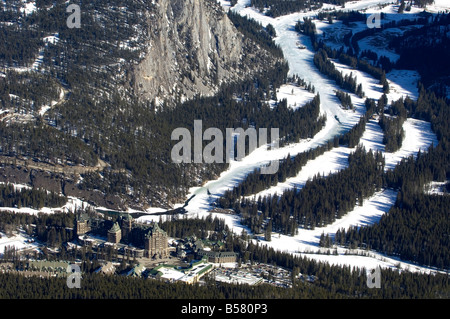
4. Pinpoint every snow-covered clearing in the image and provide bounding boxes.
[271,83,315,110]
[0,235,28,254]
[359,119,384,152]
[384,118,438,171]
[0,195,92,216]
[386,69,421,101]
[248,146,352,200]
[424,0,450,13]
[19,1,36,16]
[0,230,40,256]
[424,181,449,196]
